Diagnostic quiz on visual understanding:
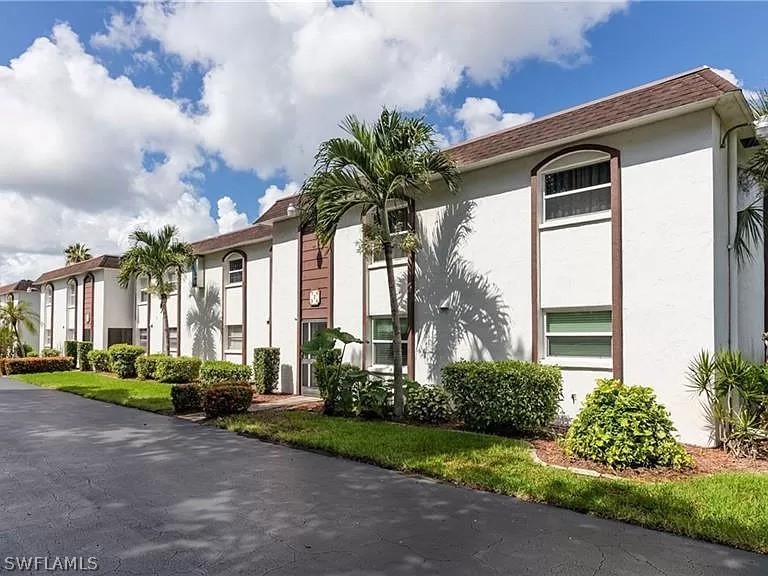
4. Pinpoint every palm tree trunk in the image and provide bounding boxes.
[10,320,22,358]
[381,217,405,419]
[161,294,170,355]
